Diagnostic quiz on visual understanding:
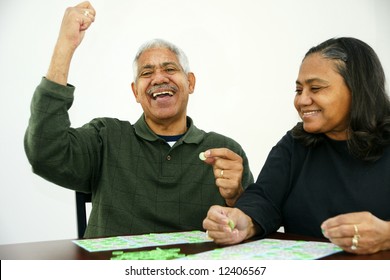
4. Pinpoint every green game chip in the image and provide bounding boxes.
[228,219,235,230]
